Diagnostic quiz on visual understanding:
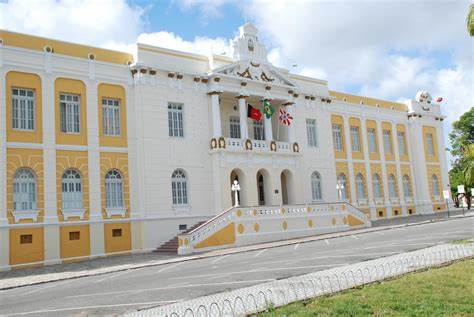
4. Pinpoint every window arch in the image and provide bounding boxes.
[105,169,124,209]
[372,173,382,199]
[172,169,188,206]
[356,173,366,200]
[13,168,36,211]
[403,175,412,198]
[431,174,440,197]
[62,169,83,210]
[388,174,397,198]
[311,171,322,201]
[337,173,348,200]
